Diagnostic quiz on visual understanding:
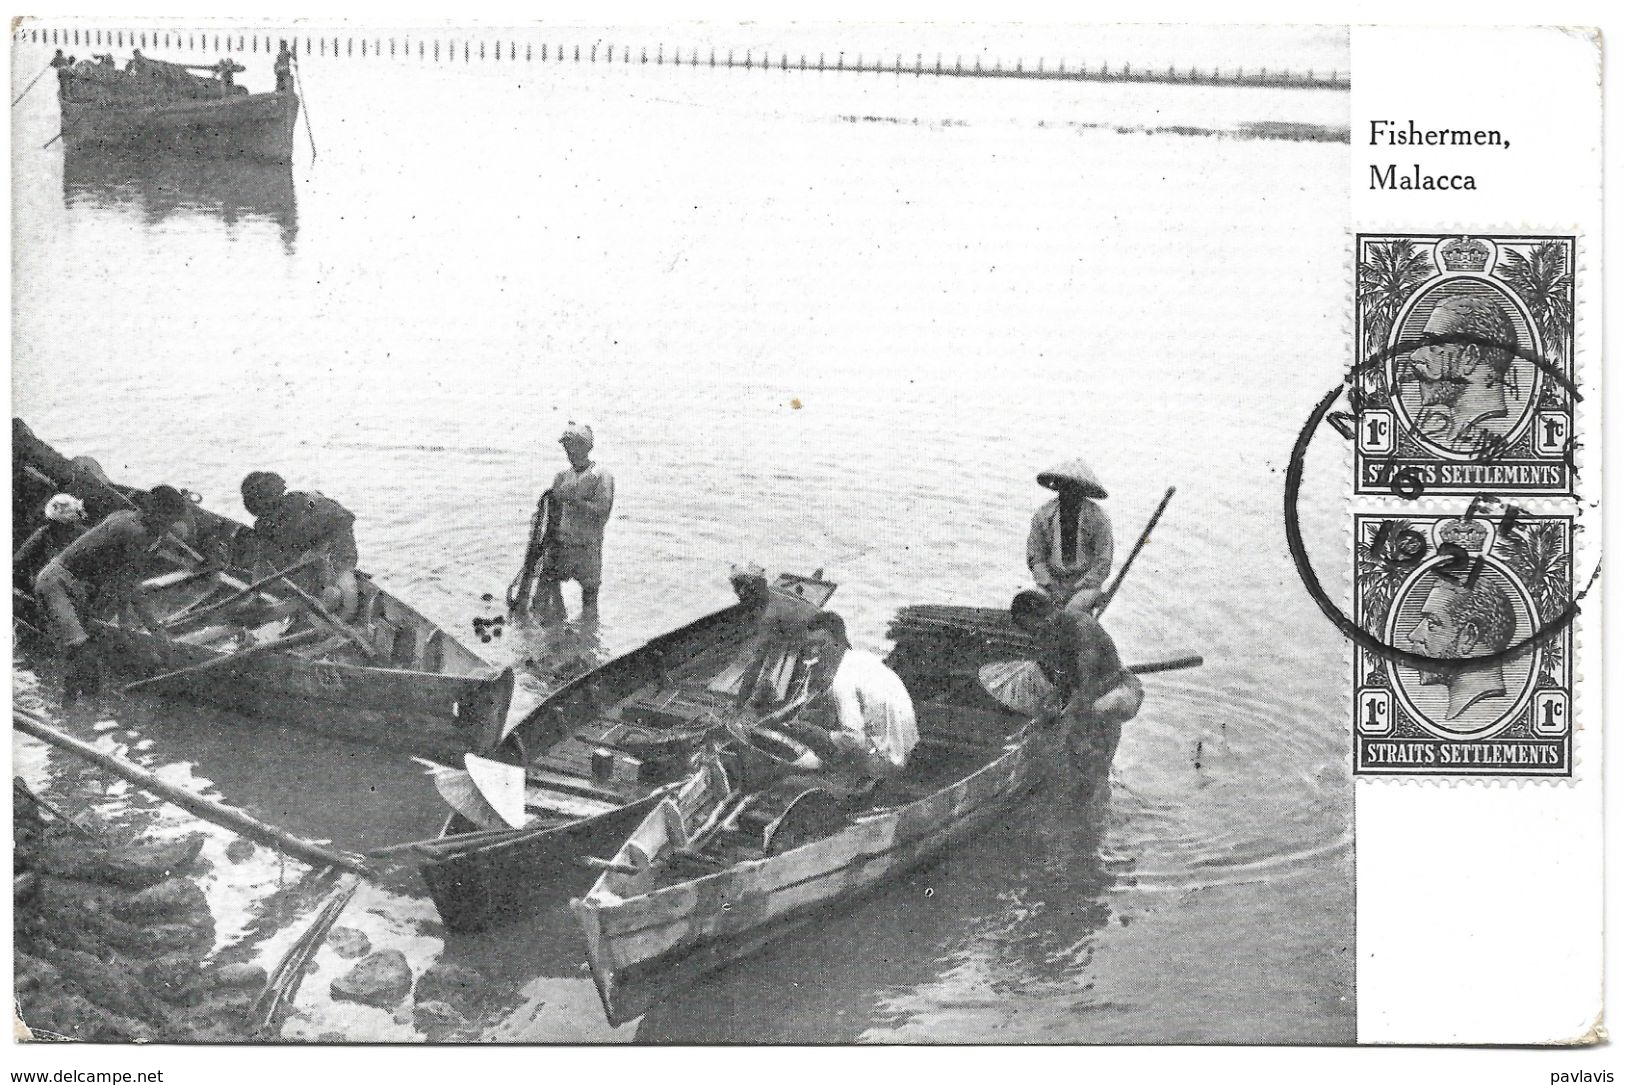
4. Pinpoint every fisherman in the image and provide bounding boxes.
[775,611,919,796]
[14,494,89,588]
[240,471,360,617]
[274,41,295,93]
[49,49,70,69]
[537,423,614,621]
[720,562,821,709]
[1027,458,1114,613]
[1009,588,1143,794]
[32,485,190,699]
